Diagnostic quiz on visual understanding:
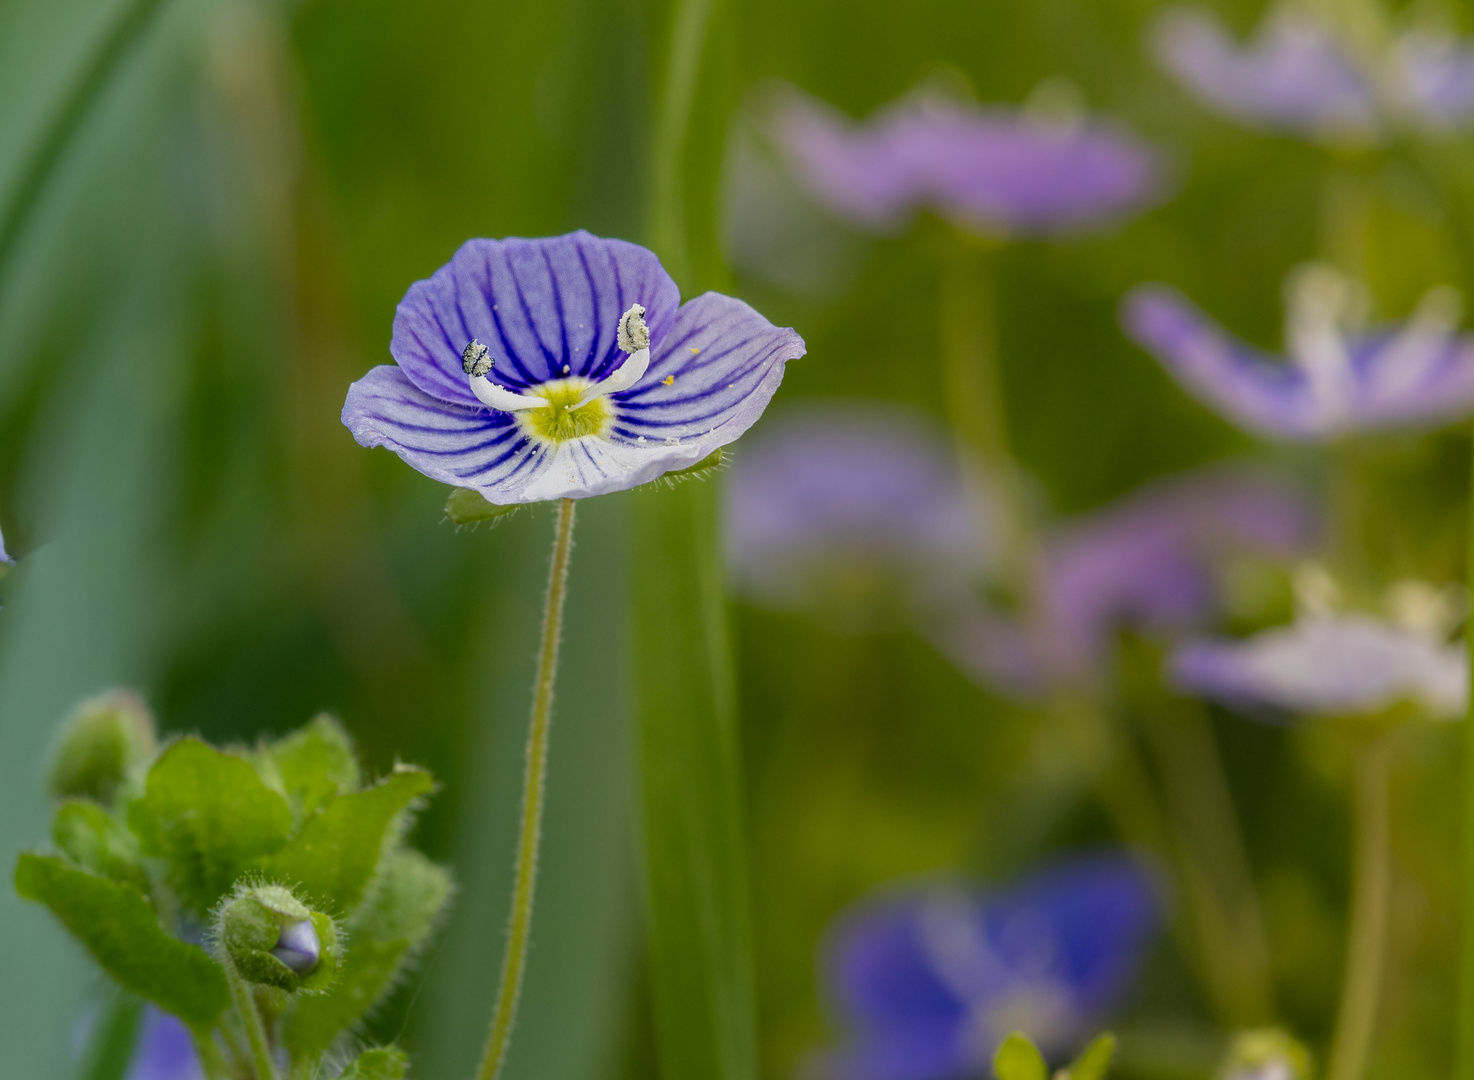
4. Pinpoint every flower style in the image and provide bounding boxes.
[816,853,1160,1080]
[934,468,1314,693]
[1151,5,1474,138]
[1122,264,1474,440]
[127,1009,201,1080]
[765,83,1165,237]
[724,402,990,613]
[1173,608,1467,720]
[343,231,806,504]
